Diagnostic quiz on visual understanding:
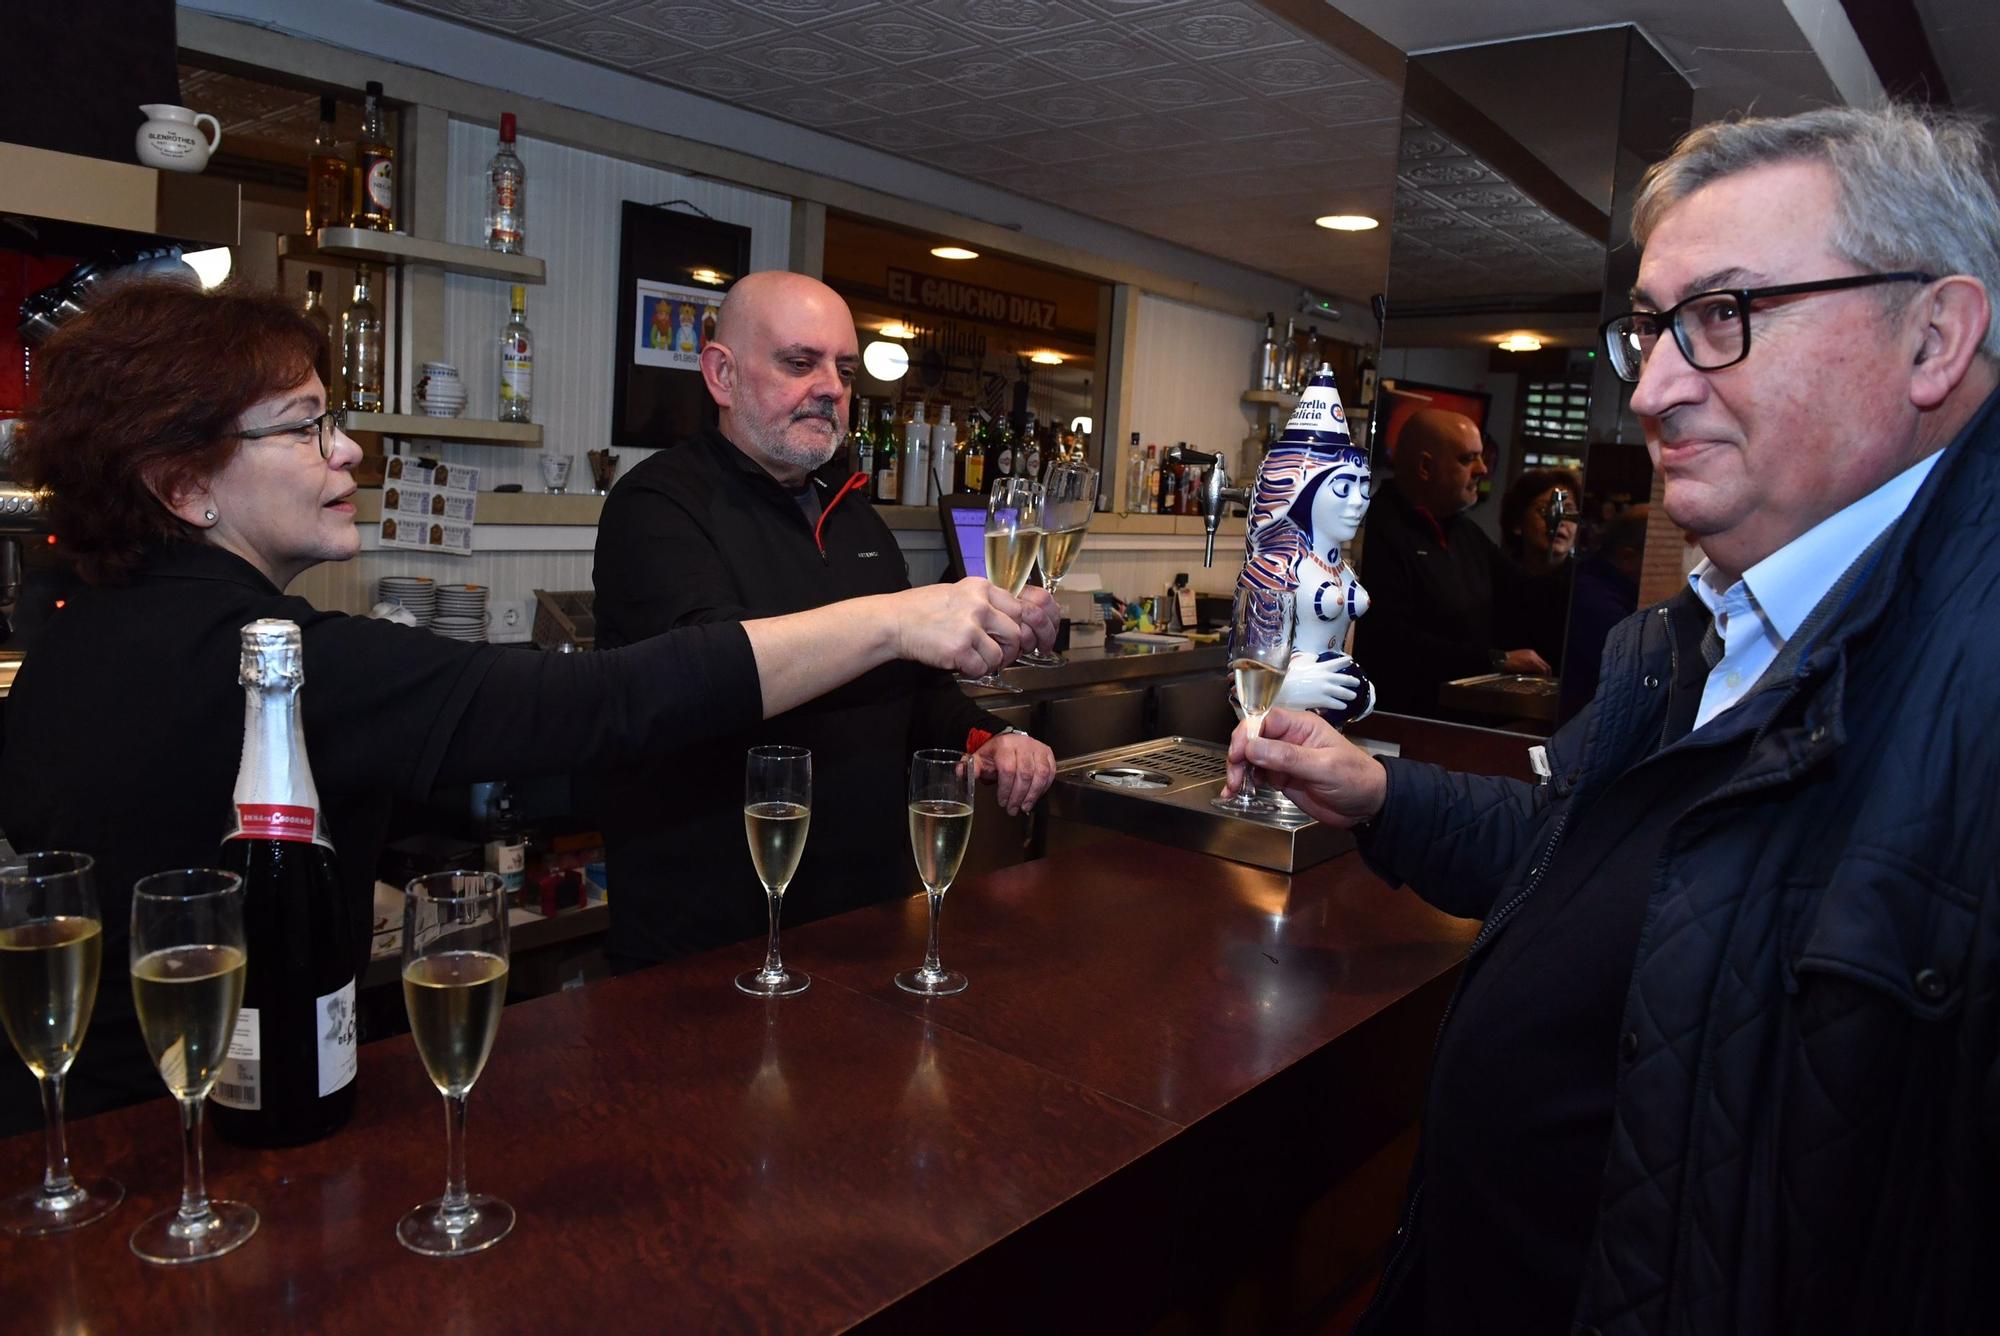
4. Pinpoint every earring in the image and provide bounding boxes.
[203,509,217,523]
